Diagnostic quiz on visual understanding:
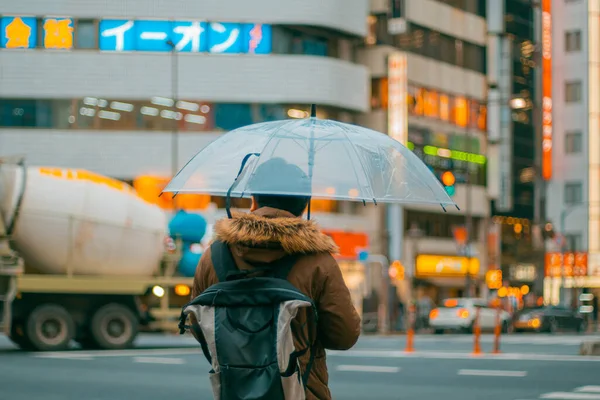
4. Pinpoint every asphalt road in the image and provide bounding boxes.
[1,333,599,400]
